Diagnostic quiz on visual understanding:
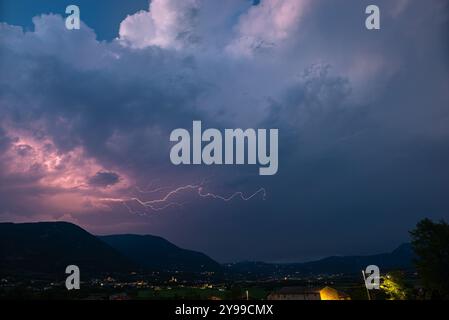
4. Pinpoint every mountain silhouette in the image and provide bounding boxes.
[228,243,415,276]
[0,222,220,276]
[292,243,414,274]
[100,234,221,272]
[0,222,134,276]
[1,221,413,277]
